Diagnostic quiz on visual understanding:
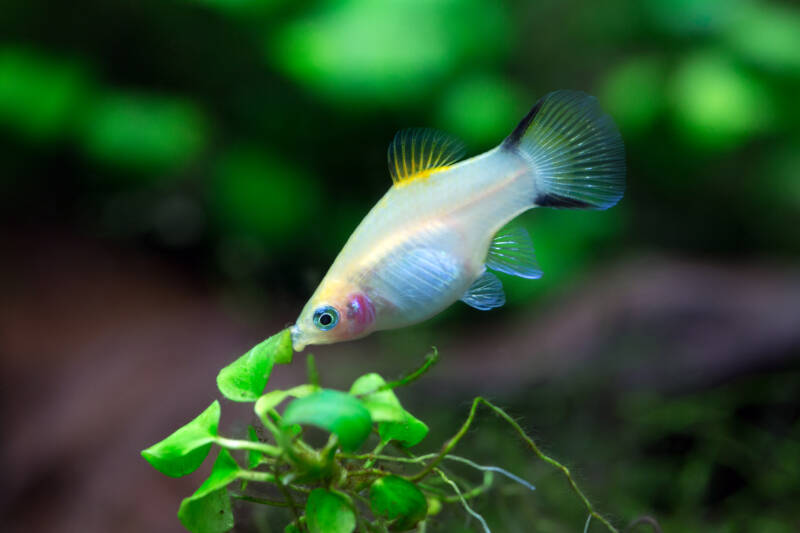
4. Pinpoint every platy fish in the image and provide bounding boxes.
[291,91,625,351]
